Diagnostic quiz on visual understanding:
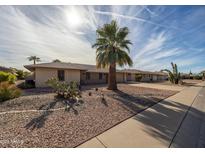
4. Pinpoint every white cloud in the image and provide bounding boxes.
[0,6,97,69]
[93,10,180,30]
[153,48,182,60]
[132,32,192,72]
[0,5,204,73]
[135,32,167,59]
